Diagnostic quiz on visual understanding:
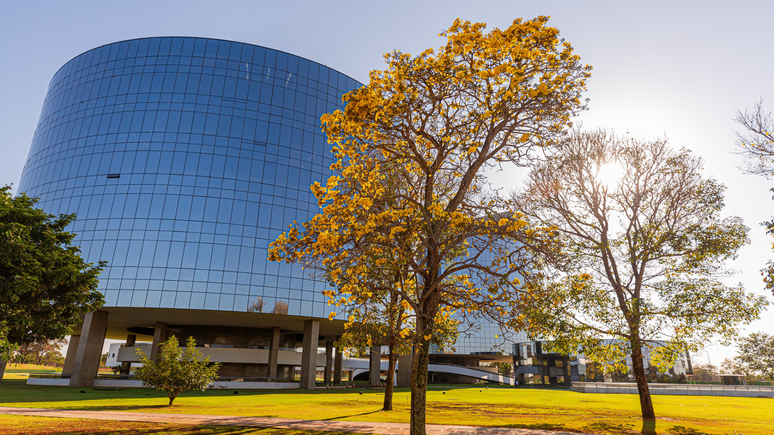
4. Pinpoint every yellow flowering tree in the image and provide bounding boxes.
[516,129,768,434]
[332,250,459,411]
[269,16,590,435]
